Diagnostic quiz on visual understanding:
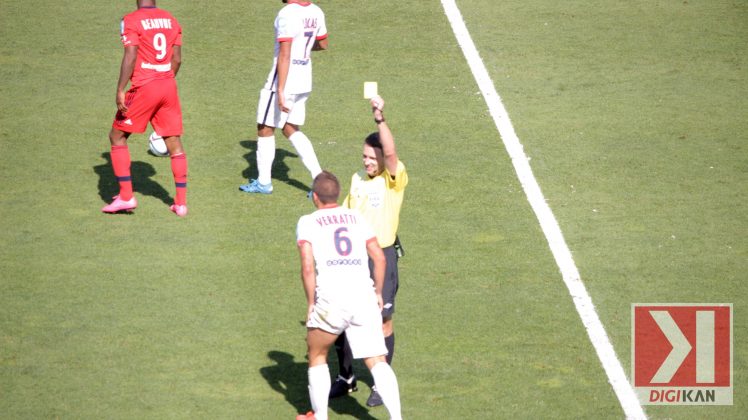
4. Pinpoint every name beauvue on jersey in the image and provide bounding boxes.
[140,18,173,30]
